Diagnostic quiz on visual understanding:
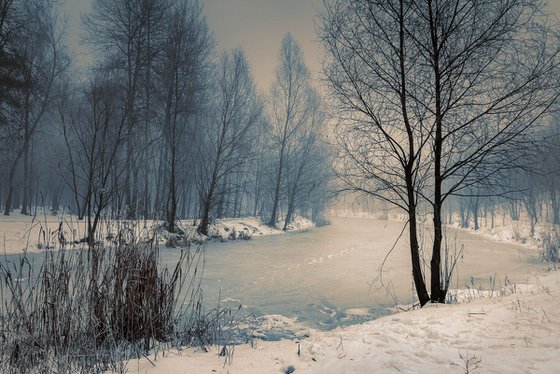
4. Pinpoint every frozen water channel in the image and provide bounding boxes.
[0,217,542,333]
[162,217,543,330]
